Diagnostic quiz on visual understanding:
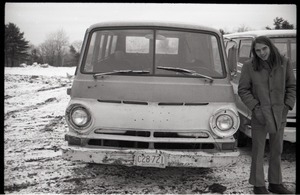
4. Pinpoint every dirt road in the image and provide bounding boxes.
[4,67,296,194]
